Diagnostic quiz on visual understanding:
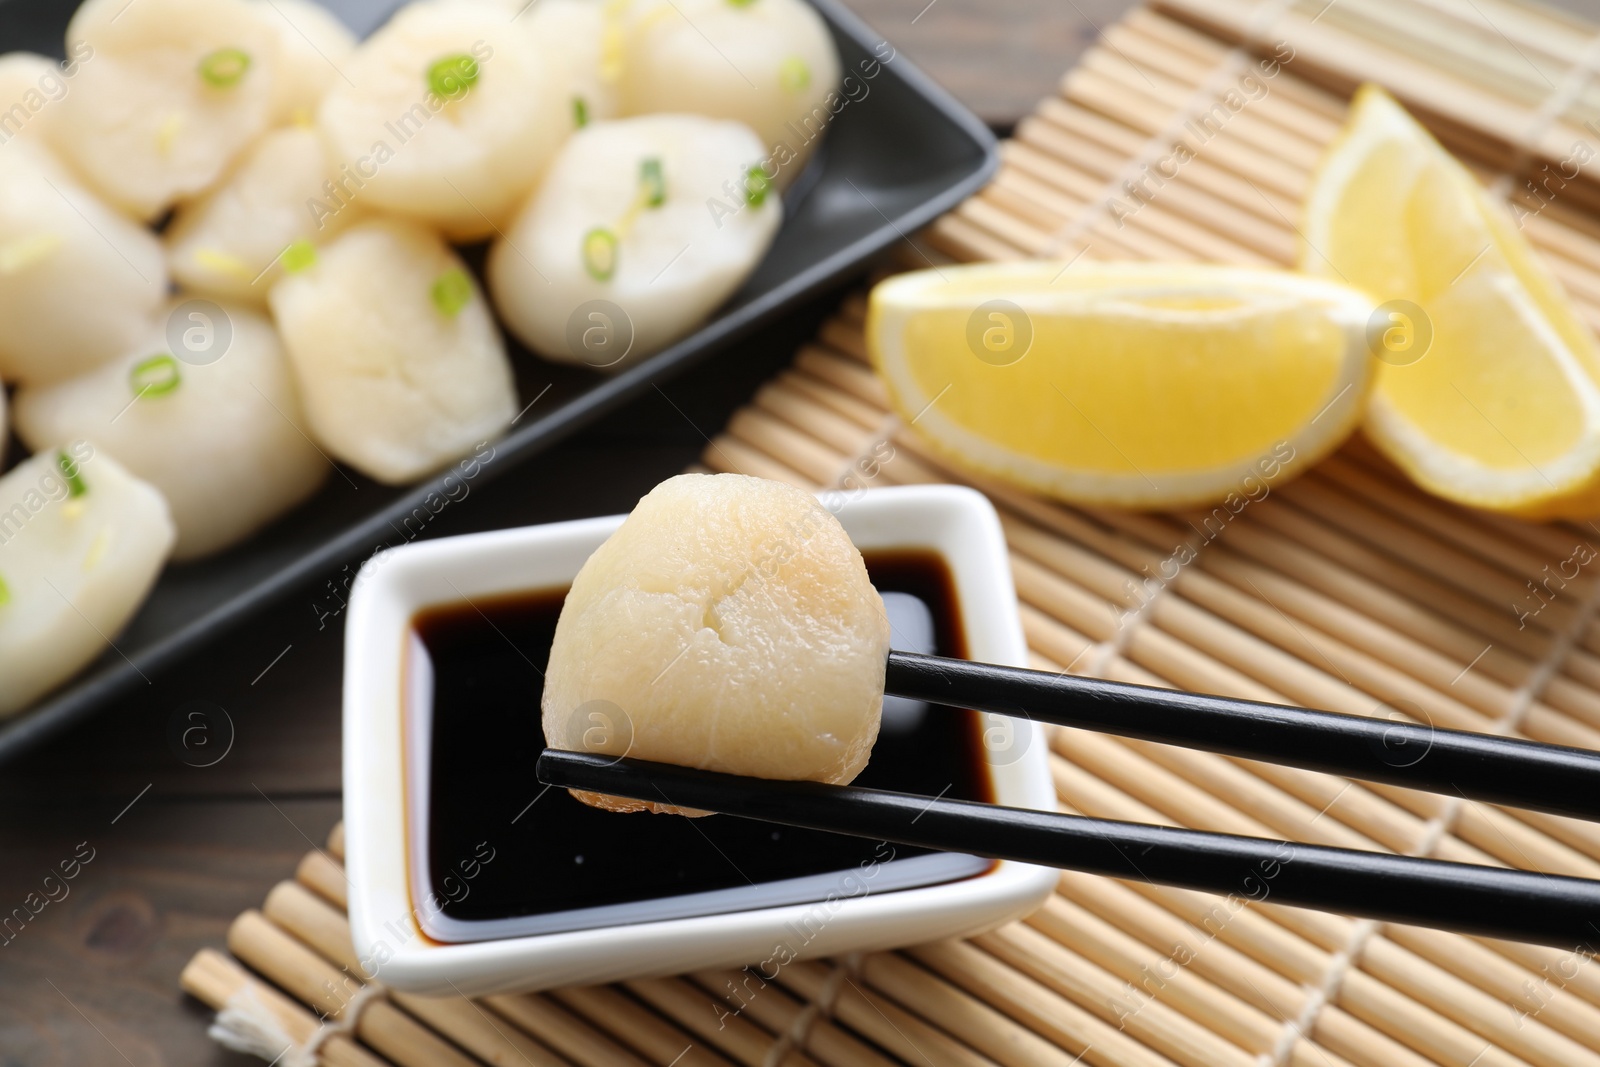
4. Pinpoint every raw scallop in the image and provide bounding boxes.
[166,125,359,304]
[618,0,839,185]
[254,0,357,126]
[0,142,168,386]
[542,473,890,813]
[316,0,566,239]
[51,0,281,220]
[0,446,174,717]
[488,113,780,369]
[269,217,516,484]
[14,300,328,560]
